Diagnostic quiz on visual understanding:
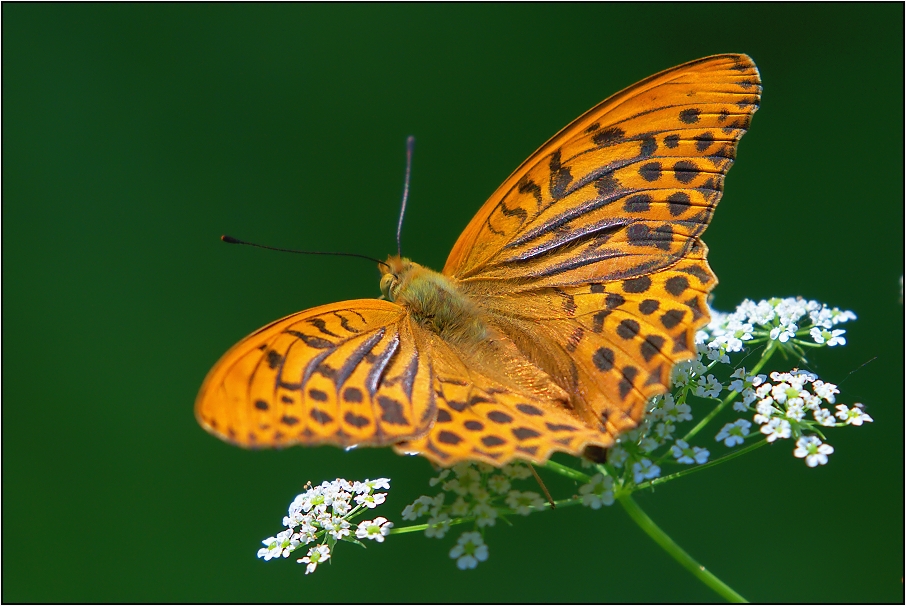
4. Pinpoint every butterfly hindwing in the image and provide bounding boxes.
[195,300,436,449]
[393,335,610,466]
